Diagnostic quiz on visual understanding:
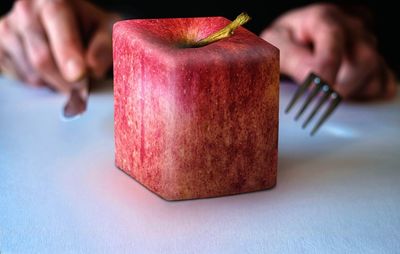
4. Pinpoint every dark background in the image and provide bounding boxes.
[1,0,399,76]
